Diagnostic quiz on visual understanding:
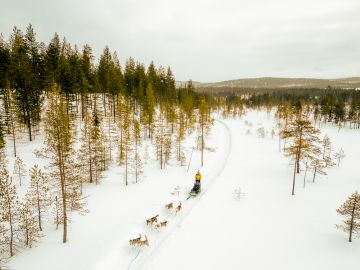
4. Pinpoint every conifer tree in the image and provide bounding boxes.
[334,148,345,167]
[29,165,49,231]
[0,170,20,257]
[322,135,332,159]
[143,82,156,138]
[321,134,335,167]
[79,104,105,183]
[281,117,321,195]
[10,26,43,141]
[302,161,311,188]
[118,99,132,184]
[117,95,126,164]
[45,33,61,87]
[19,194,41,248]
[311,157,327,182]
[132,119,143,183]
[154,112,167,169]
[53,195,63,230]
[176,108,186,165]
[90,108,105,184]
[13,157,26,186]
[163,132,172,168]
[41,86,84,243]
[3,88,18,157]
[79,114,94,183]
[336,191,360,242]
[198,98,212,167]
